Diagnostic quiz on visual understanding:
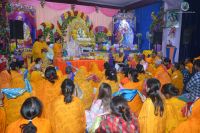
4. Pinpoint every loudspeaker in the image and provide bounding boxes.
[9,20,24,39]
[153,32,162,44]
